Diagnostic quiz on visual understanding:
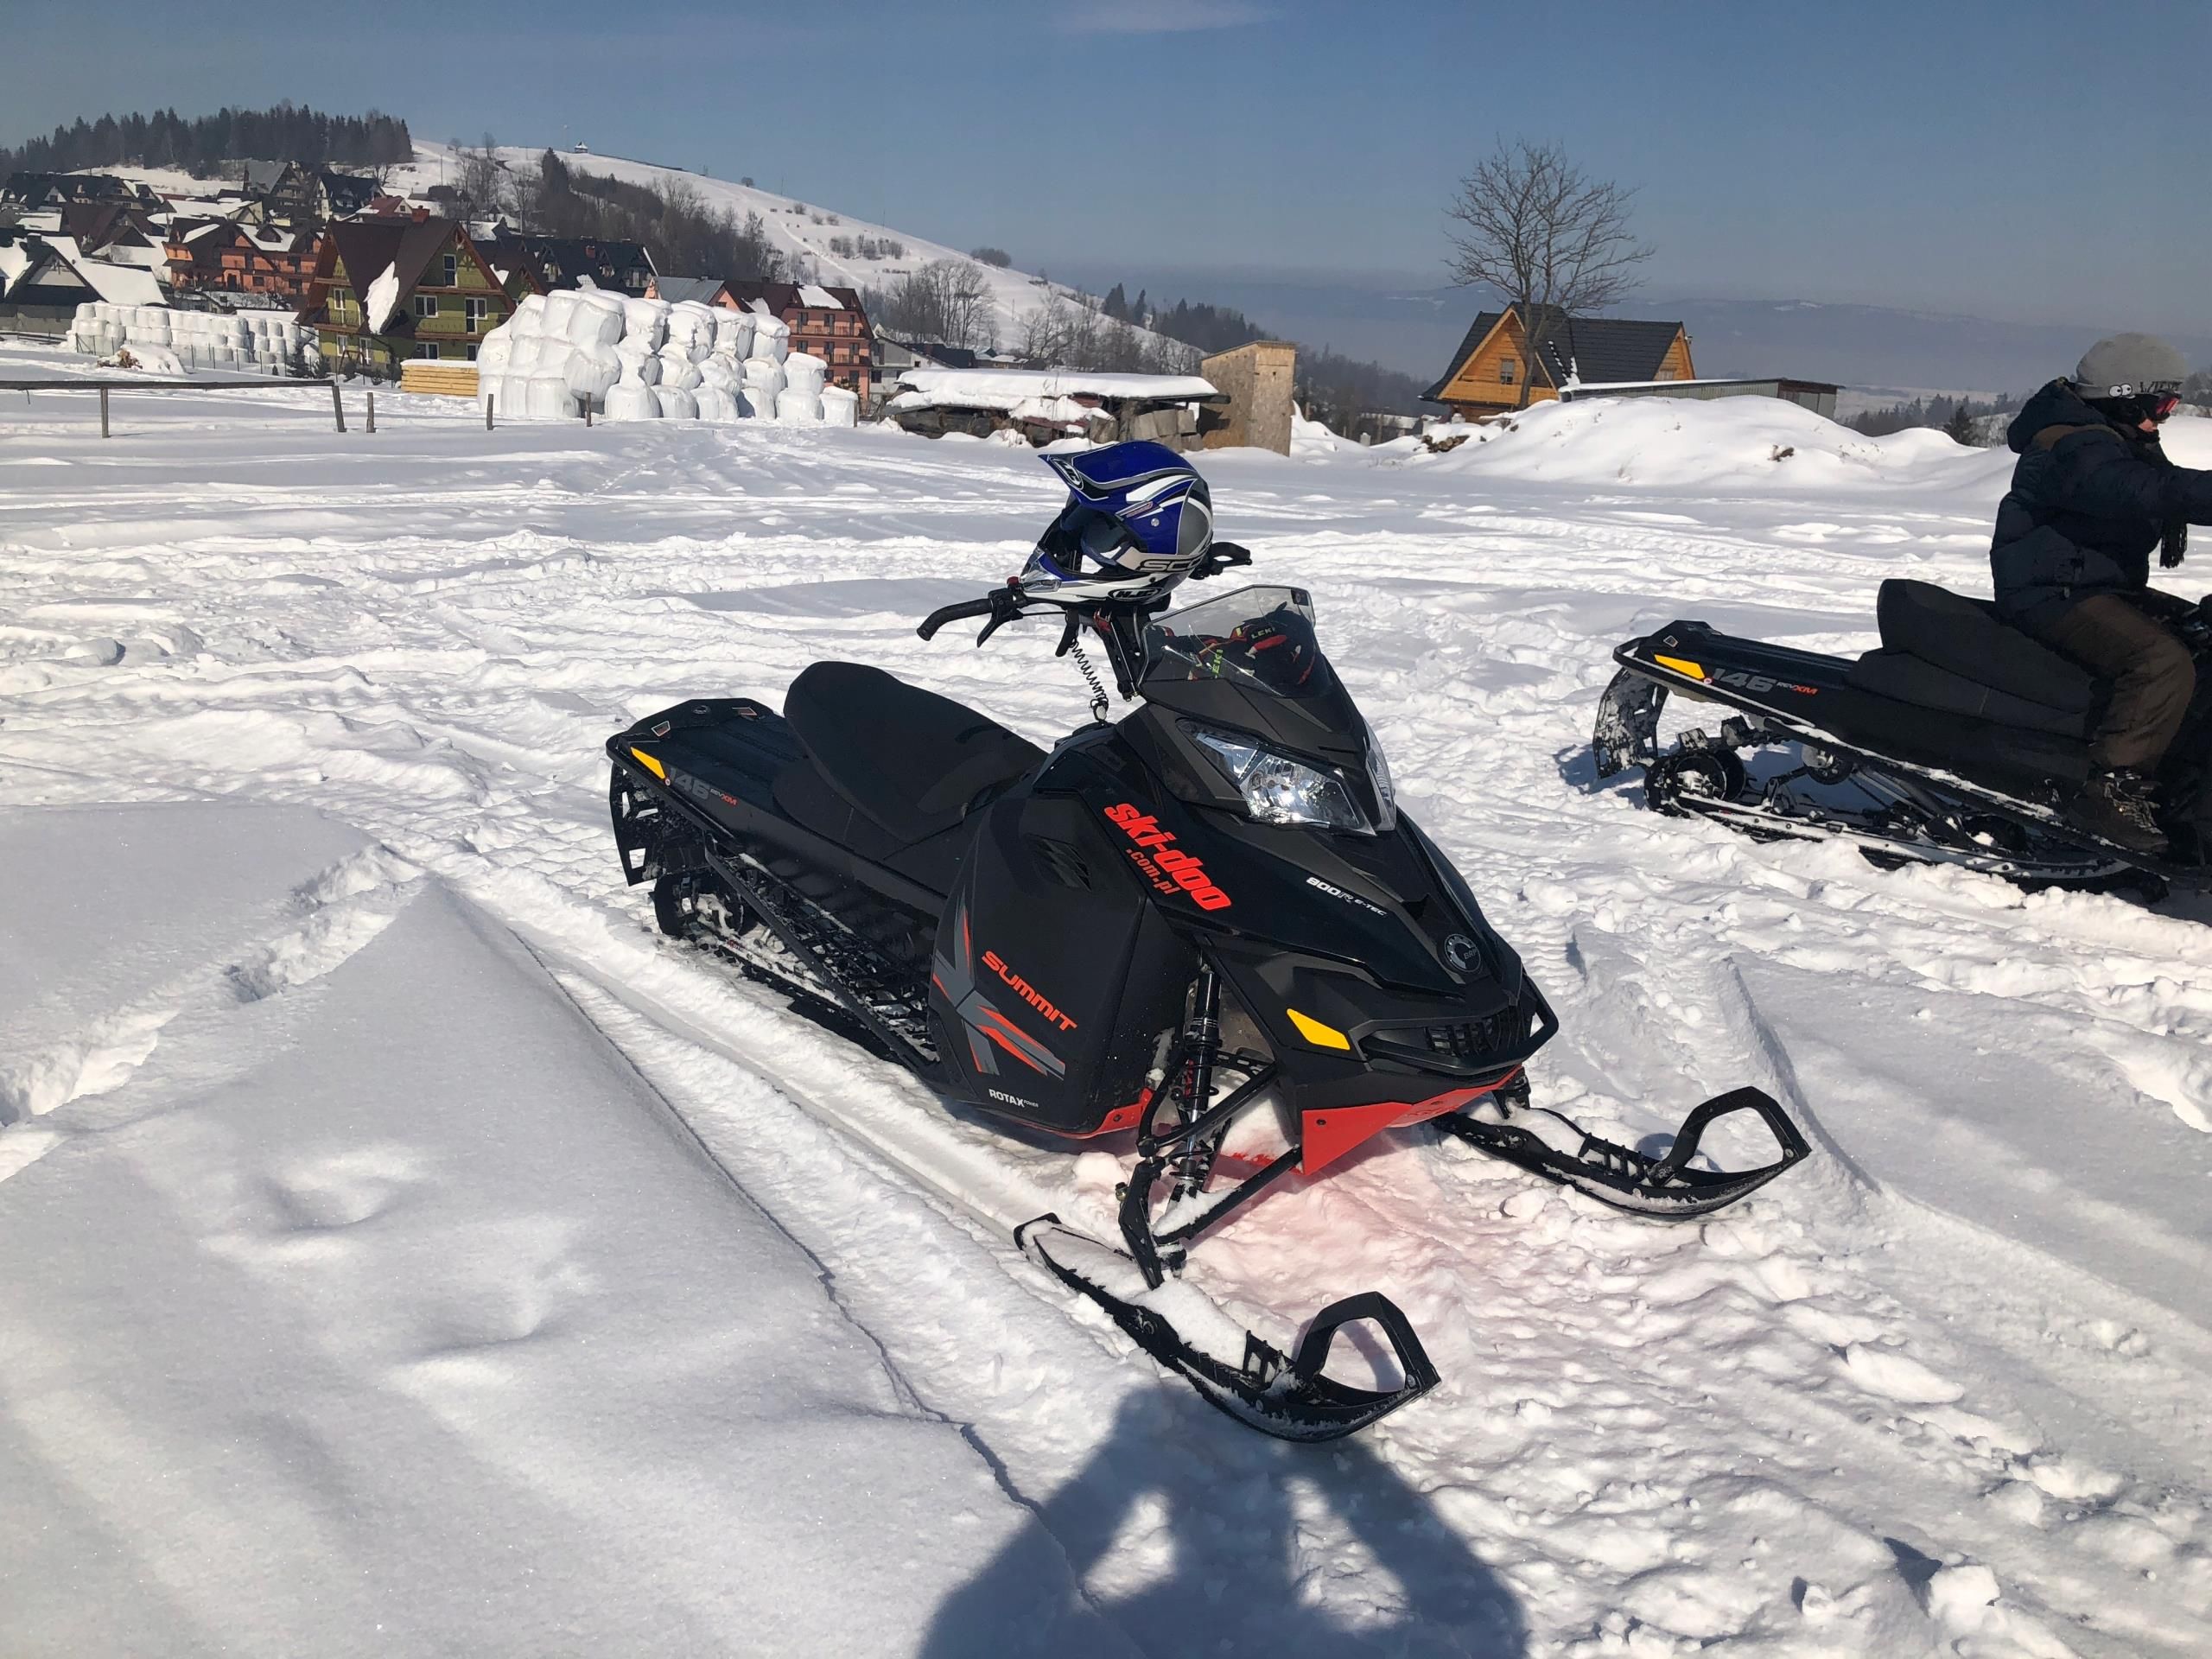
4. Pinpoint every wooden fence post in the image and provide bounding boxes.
[486,394,494,431]
[99,385,109,439]
[365,391,376,435]
[582,396,592,427]
[331,382,346,434]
